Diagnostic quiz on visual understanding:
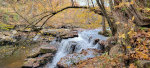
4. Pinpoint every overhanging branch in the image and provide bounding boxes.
[26,6,102,28]
[40,6,102,27]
